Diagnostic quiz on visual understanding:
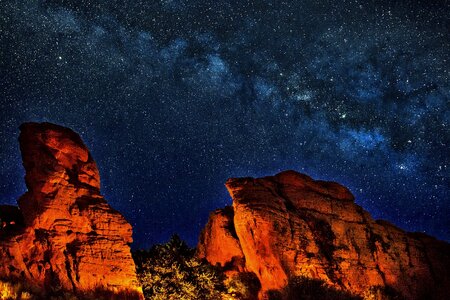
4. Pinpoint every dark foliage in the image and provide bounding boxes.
[133,235,227,300]
[268,276,362,300]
